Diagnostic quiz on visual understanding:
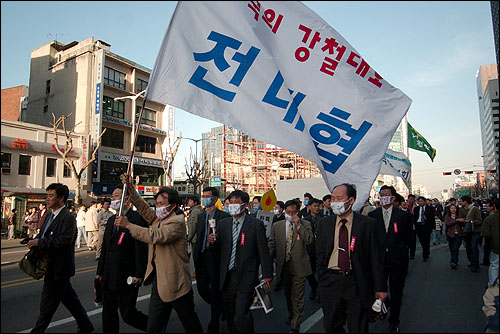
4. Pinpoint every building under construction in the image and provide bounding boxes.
[202,125,321,196]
